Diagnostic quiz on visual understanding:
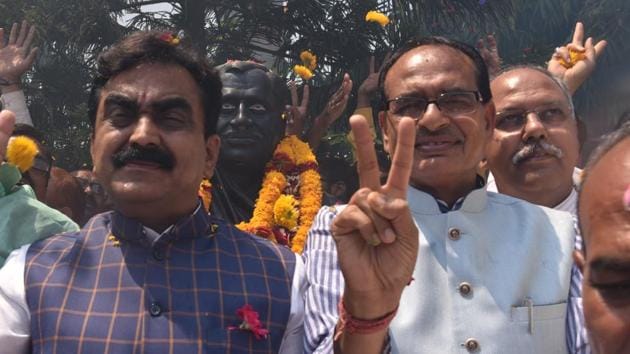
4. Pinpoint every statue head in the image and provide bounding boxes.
[216,61,288,173]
